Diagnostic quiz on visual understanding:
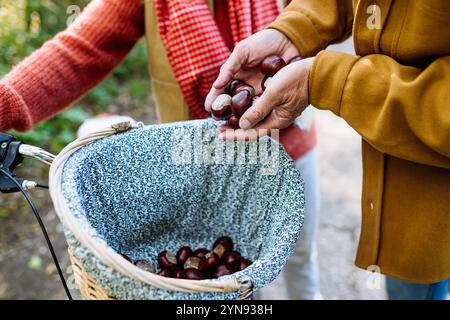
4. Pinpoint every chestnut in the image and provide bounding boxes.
[199,252,220,271]
[184,256,201,270]
[238,258,252,271]
[183,268,206,280]
[134,260,155,273]
[173,267,184,279]
[222,251,241,268]
[231,90,252,118]
[260,55,286,76]
[211,94,232,119]
[157,251,177,269]
[226,115,240,129]
[288,55,302,64]
[158,268,173,278]
[212,264,234,278]
[176,246,193,265]
[261,76,272,91]
[194,248,210,259]
[228,79,243,95]
[233,83,255,96]
[213,236,234,251]
[120,253,132,262]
